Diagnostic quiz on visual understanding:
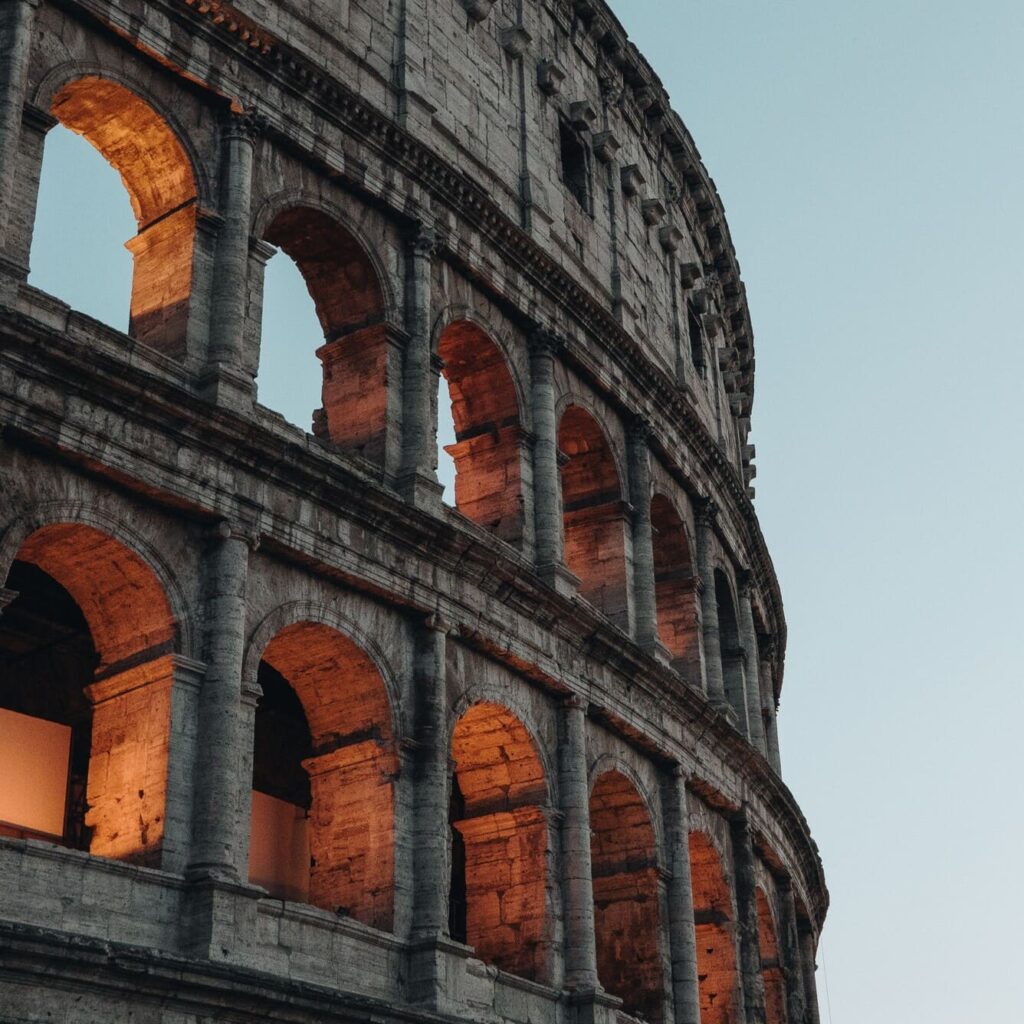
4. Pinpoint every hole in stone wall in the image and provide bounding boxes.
[689,831,739,1024]
[254,620,396,929]
[1,524,178,866]
[589,770,664,1022]
[559,405,628,626]
[450,702,549,982]
[437,321,524,540]
[261,207,389,465]
[437,371,457,505]
[756,889,788,1024]
[651,495,699,675]
[255,250,325,433]
[34,77,198,357]
[29,125,135,331]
